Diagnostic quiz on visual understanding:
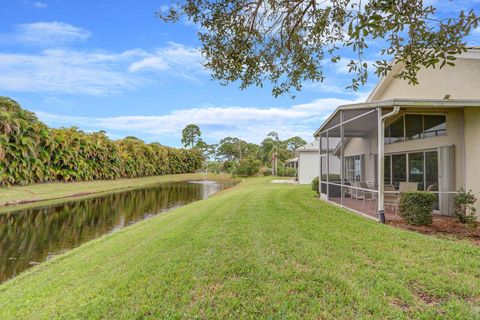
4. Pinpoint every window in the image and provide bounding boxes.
[391,154,407,188]
[384,156,391,185]
[345,155,362,182]
[385,117,404,144]
[385,114,446,144]
[405,115,423,140]
[424,115,446,137]
[384,150,439,192]
[425,151,439,210]
[408,152,424,190]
